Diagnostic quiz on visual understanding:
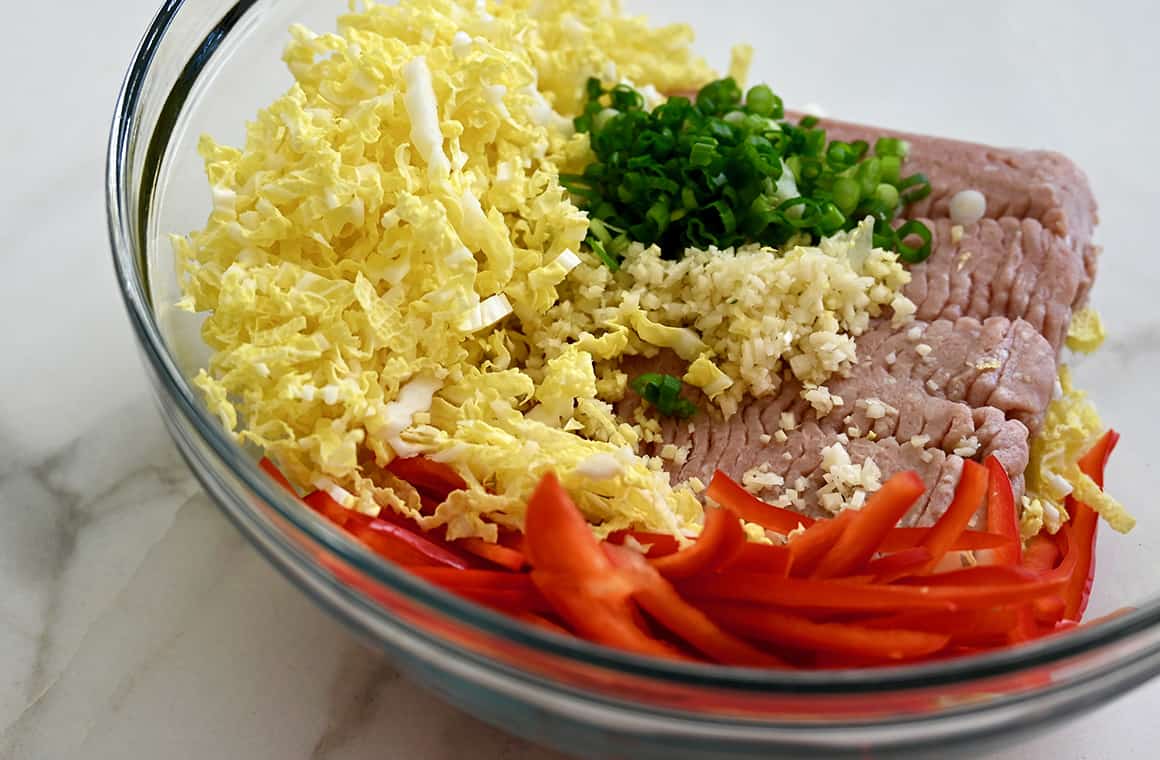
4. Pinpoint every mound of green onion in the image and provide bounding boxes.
[561,78,933,268]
